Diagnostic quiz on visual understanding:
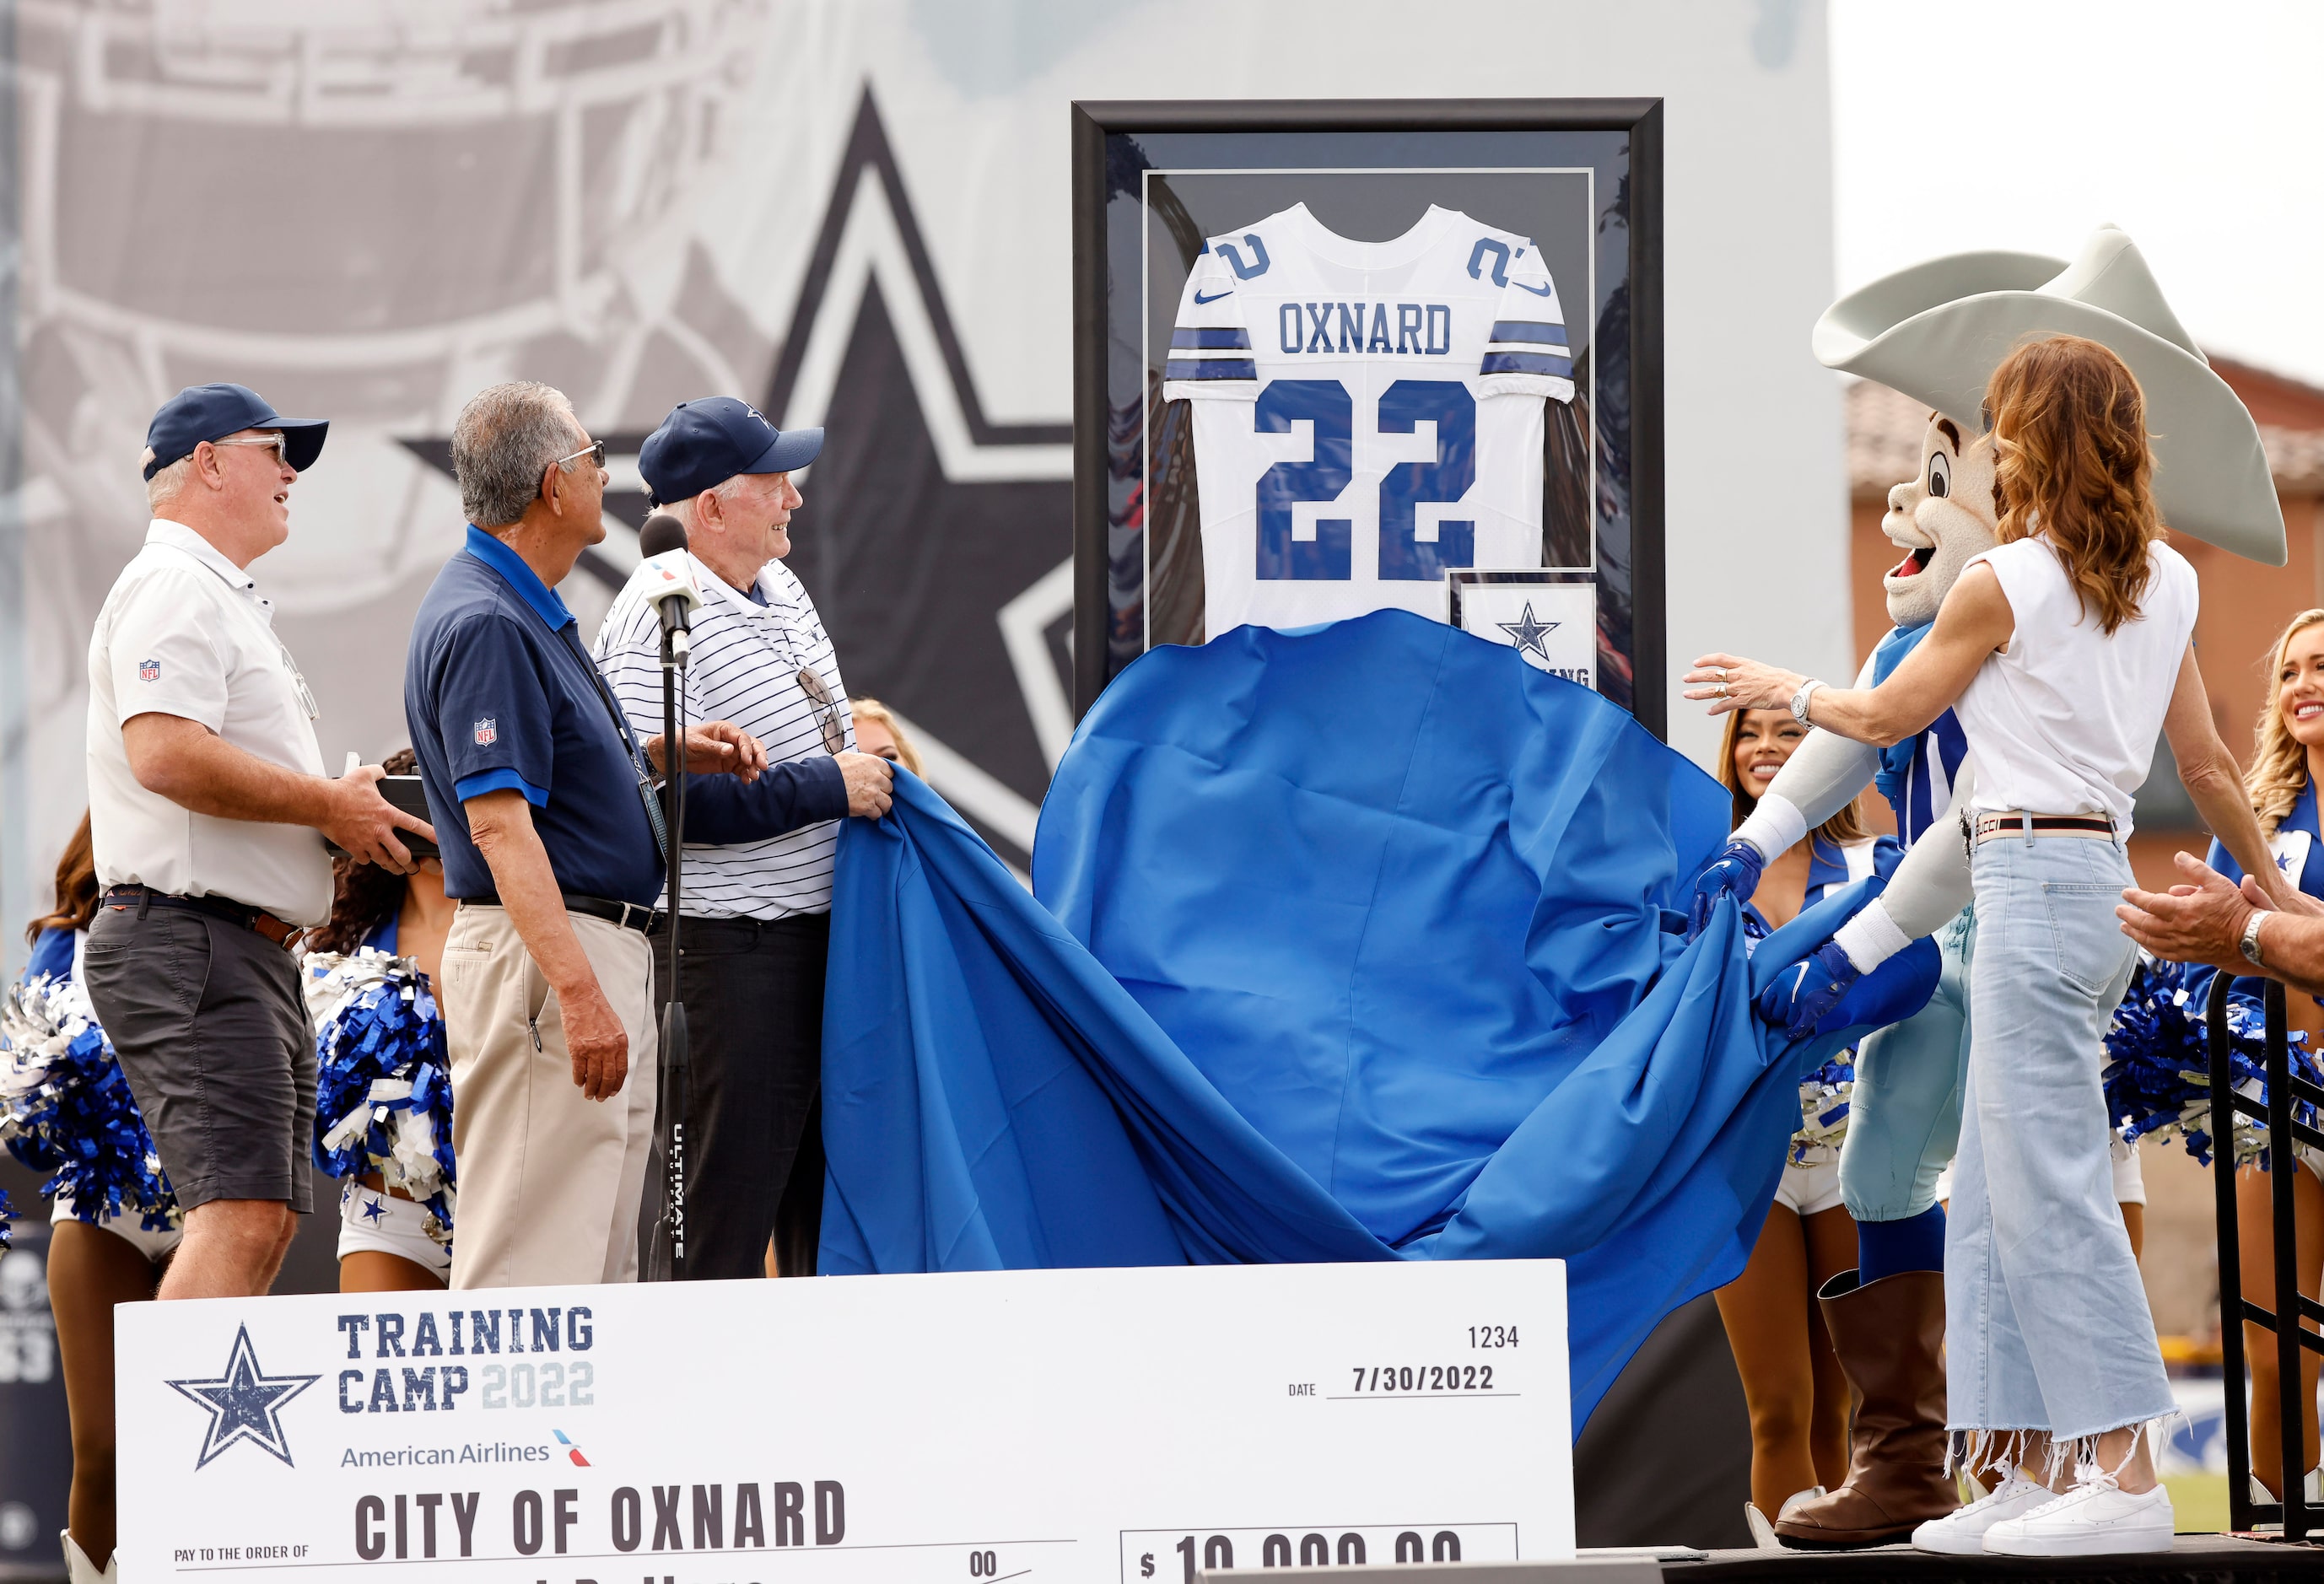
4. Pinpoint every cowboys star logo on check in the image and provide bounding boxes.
[166,1325,321,1469]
